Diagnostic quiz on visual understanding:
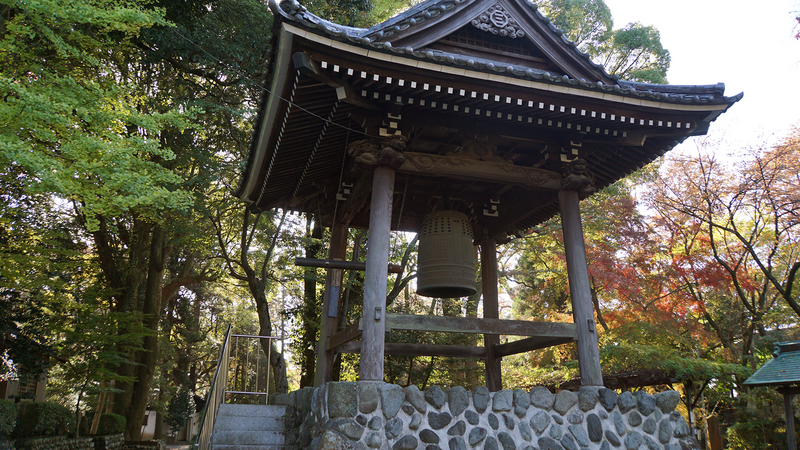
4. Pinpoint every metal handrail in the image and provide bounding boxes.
[229,333,277,400]
[194,325,232,450]
[193,329,279,450]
